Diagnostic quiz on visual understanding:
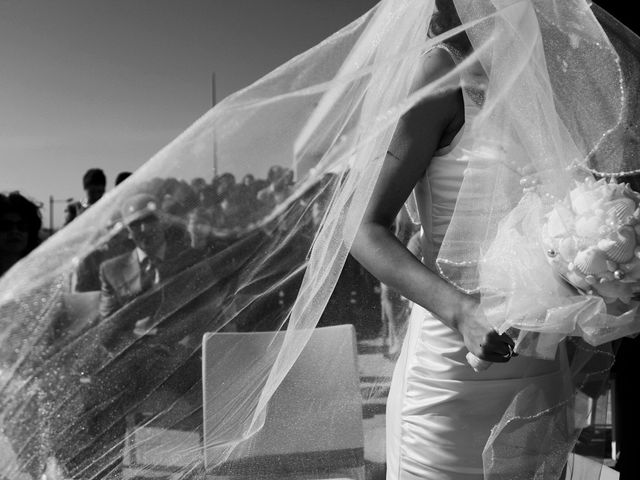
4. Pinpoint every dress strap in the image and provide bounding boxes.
[430,43,463,64]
